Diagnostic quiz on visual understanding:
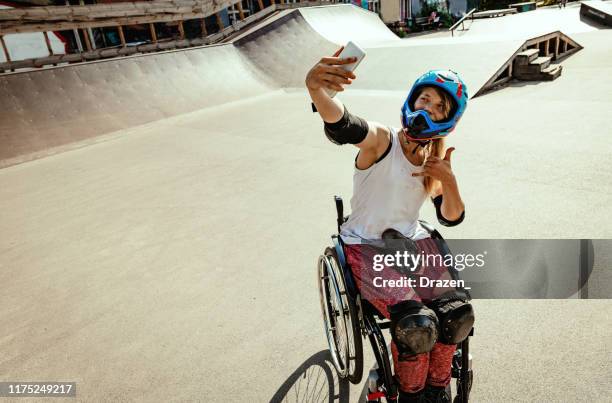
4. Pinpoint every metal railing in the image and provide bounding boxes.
[449,8,476,37]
